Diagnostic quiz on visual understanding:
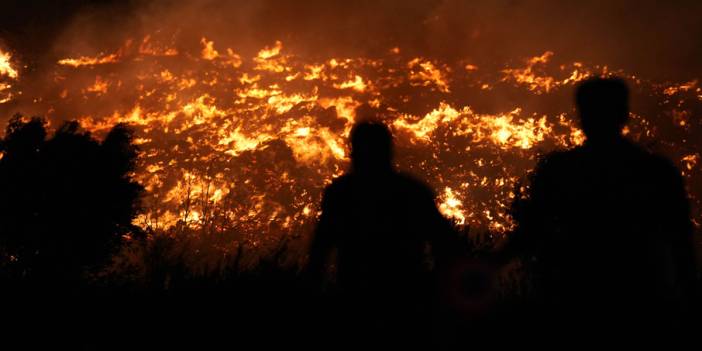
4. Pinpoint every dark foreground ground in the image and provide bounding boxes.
[3,261,701,350]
